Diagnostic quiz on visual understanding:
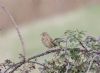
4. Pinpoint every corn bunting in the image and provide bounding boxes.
[41,32,57,49]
